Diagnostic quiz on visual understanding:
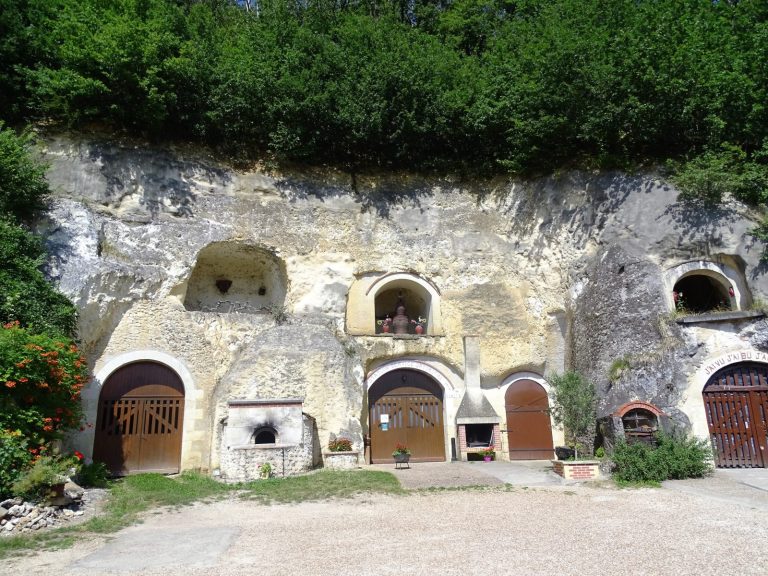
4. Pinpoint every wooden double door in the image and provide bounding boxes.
[704,362,768,468]
[505,379,554,460]
[370,370,445,463]
[94,362,185,475]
